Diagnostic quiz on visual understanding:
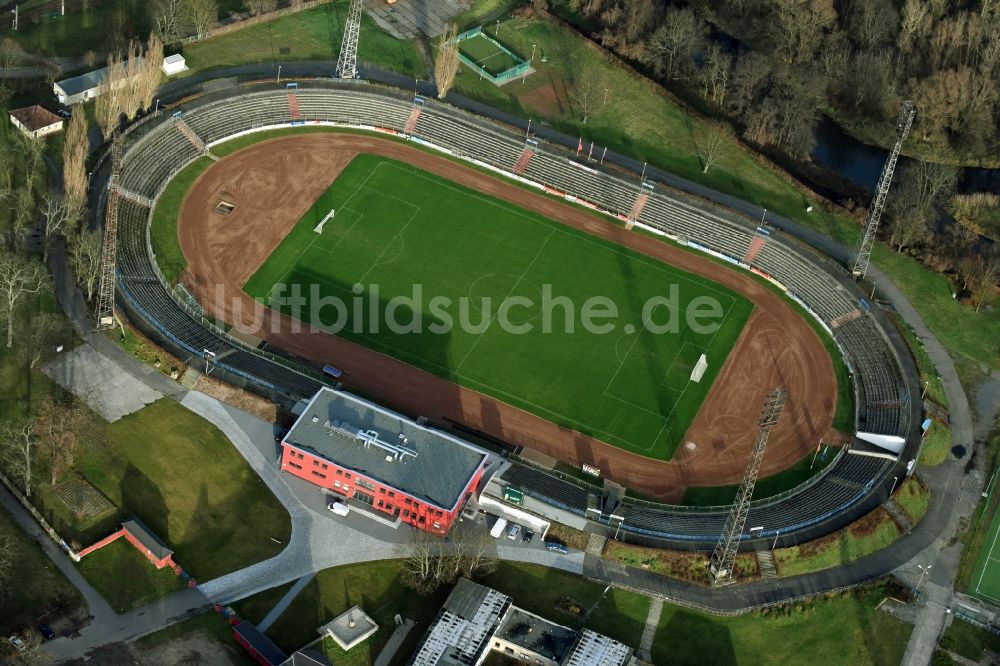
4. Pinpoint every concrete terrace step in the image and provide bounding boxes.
[178,366,202,390]
[586,532,607,557]
[404,106,422,134]
[884,498,914,533]
[756,548,778,579]
[744,235,766,265]
[287,92,301,121]
[513,147,534,175]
